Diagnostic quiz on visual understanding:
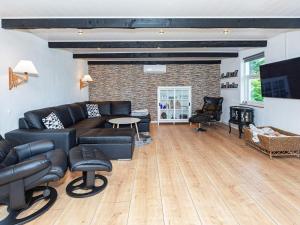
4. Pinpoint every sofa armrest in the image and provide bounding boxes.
[0,158,50,186]
[14,140,55,161]
[5,129,76,153]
